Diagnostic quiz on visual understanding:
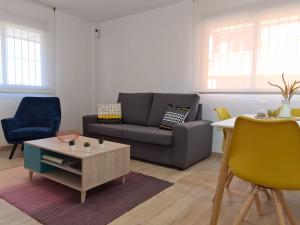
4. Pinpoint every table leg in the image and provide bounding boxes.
[122,176,126,184]
[210,129,233,225]
[29,171,33,180]
[81,191,86,204]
